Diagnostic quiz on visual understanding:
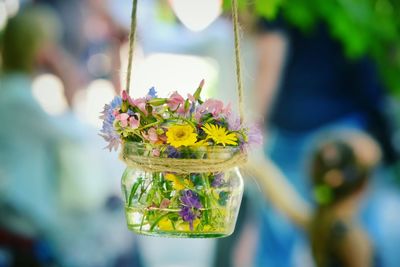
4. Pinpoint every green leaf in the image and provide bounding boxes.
[148,98,167,106]
[128,178,143,207]
[193,79,205,101]
[150,212,171,231]
[255,0,283,20]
